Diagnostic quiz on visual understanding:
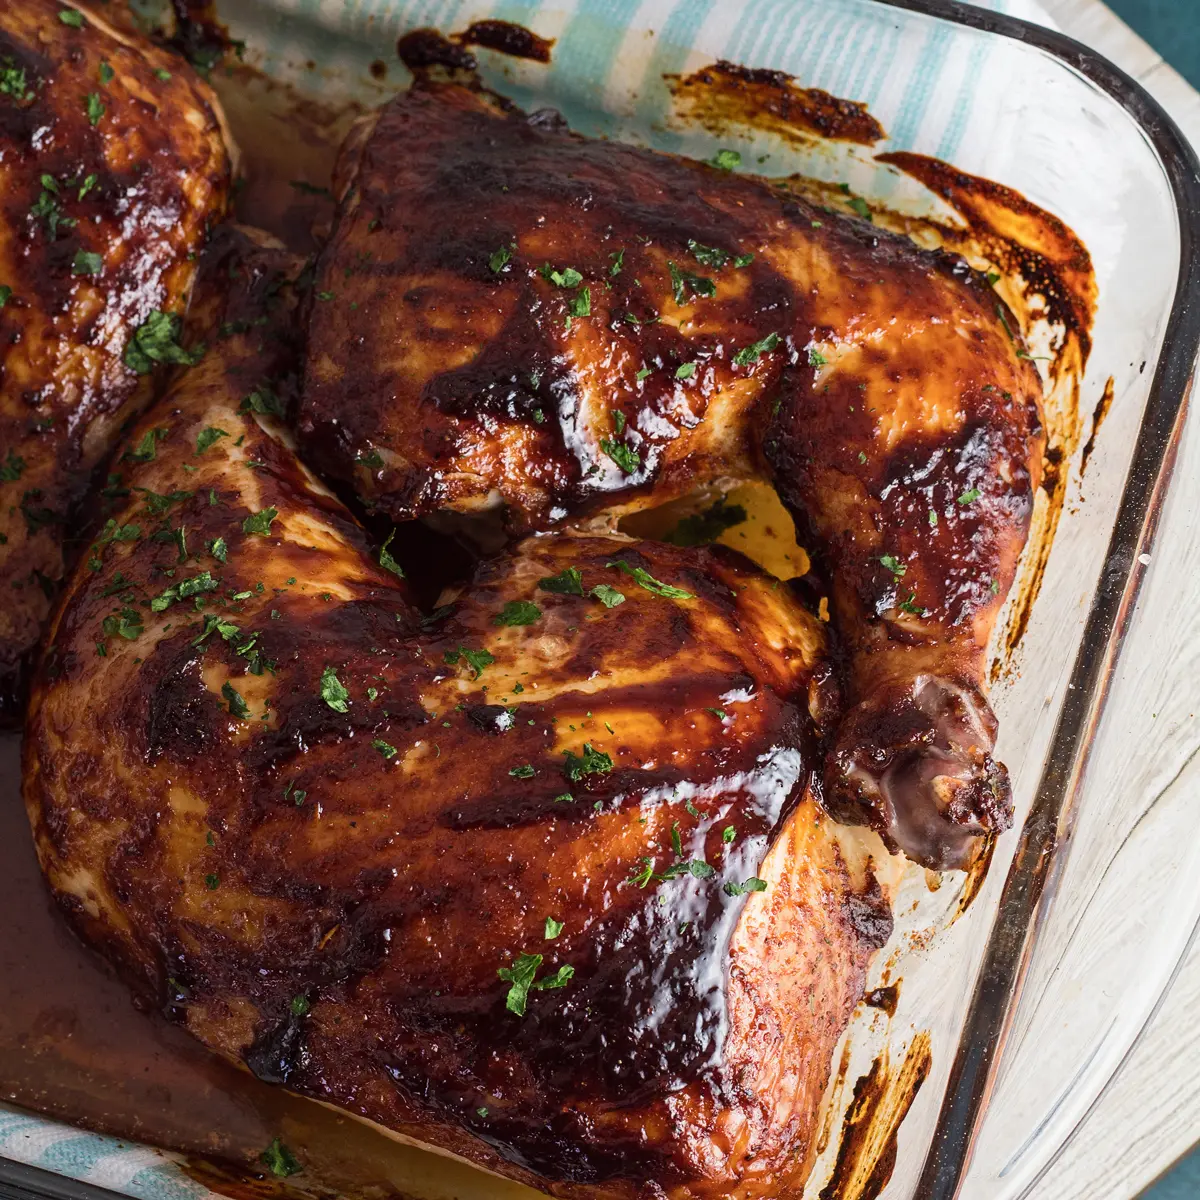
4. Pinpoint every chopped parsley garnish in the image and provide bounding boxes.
[125,428,165,462]
[372,738,398,760]
[706,707,727,720]
[957,487,982,505]
[0,450,25,482]
[0,61,30,100]
[545,917,564,939]
[600,438,640,474]
[208,537,227,563]
[379,528,404,577]
[494,600,541,626]
[497,952,574,1016]
[71,249,102,276]
[356,448,384,468]
[77,173,97,200]
[124,310,204,374]
[687,240,731,269]
[674,362,696,380]
[635,366,652,382]
[539,264,582,288]
[724,877,768,897]
[242,507,278,536]
[205,873,219,890]
[192,614,240,647]
[196,426,228,454]
[509,764,536,779]
[609,249,624,276]
[489,244,513,273]
[538,566,584,596]
[290,995,310,1016]
[807,347,827,367]
[879,554,906,578]
[0,285,11,308]
[101,607,143,640]
[99,61,114,84]
[898,592,926,616]
[732,332,780,367]
[665,497,746,547]
[221,681,250,719]
[85,92,104,126]
[151,571,217,612]
[259,1139,302,1179]
[710,148,741,171]
[589,584,625,608]
[132,487,192,516]
[847,195,871,221]
[659,859,716,881]
[562,742,613,781]
[319,666,350,712]
[929,509,939,527]
[607,560,694,599]
[58,9,84,27]
[568,287,591,318]
[444,646,495,678]
[722,826,736,844]
[240,387,285,417]
[985,270,1001,287]
[667,261,715,306]
[30,176,76,239]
